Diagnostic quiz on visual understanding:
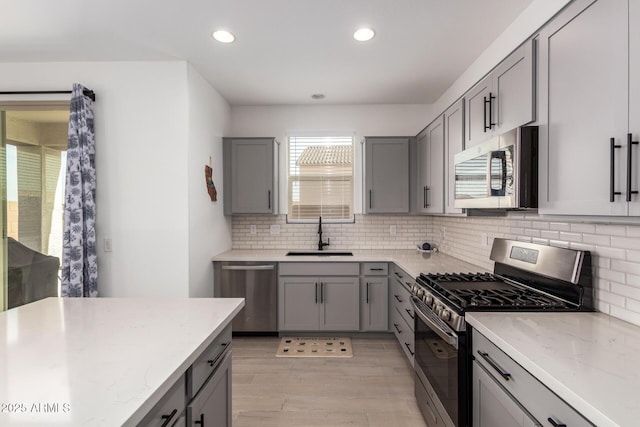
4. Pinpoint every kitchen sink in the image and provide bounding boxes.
[286,251,354,256]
